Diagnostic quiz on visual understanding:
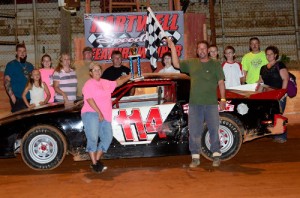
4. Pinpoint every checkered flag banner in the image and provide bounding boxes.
[145,7,166,69]
[165,31,181,45]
